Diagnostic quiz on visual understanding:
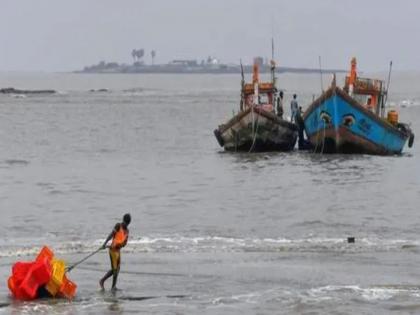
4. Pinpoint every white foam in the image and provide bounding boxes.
[308,284,420,302]
[1,235,418,257]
